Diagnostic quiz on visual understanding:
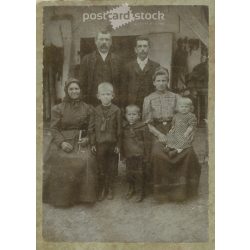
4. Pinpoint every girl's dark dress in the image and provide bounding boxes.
[43,100,97,207]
